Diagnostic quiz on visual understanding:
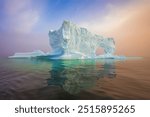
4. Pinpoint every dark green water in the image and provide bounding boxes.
[0,58,150,99]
